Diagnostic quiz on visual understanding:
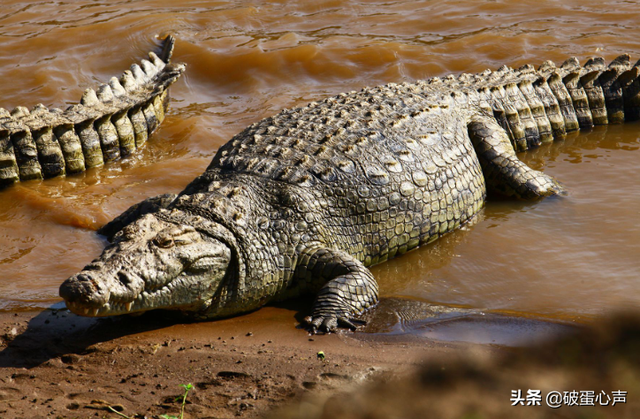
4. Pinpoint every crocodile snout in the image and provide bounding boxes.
[59,272,110,308]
